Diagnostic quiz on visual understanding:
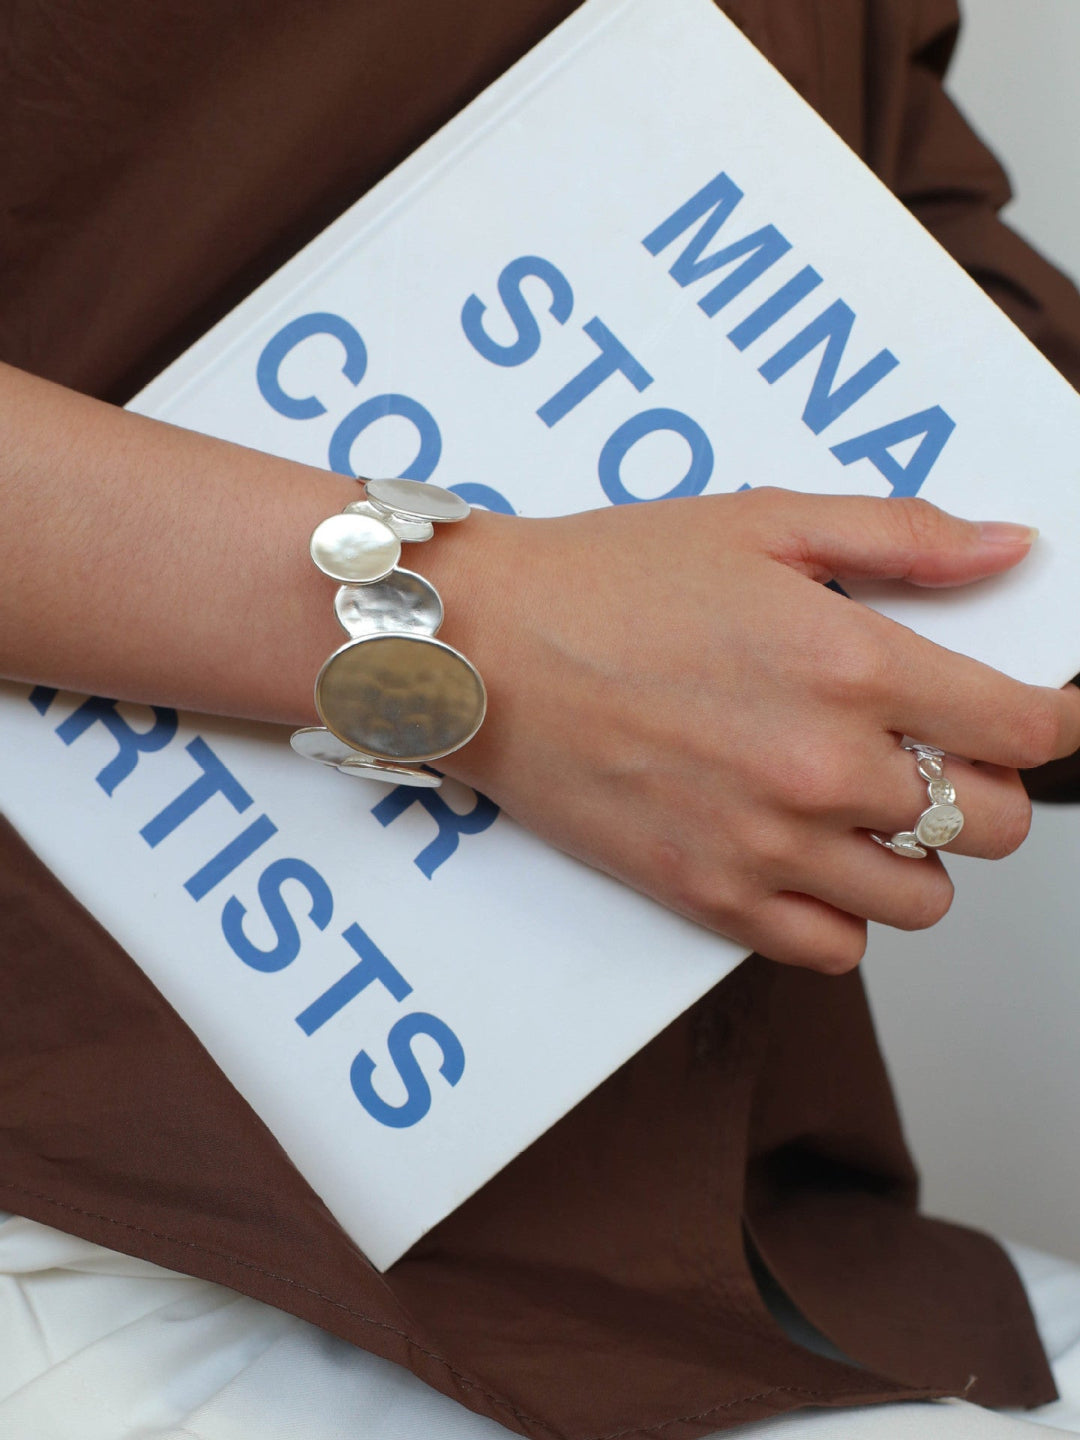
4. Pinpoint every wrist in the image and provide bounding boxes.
[405,506,513,661]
